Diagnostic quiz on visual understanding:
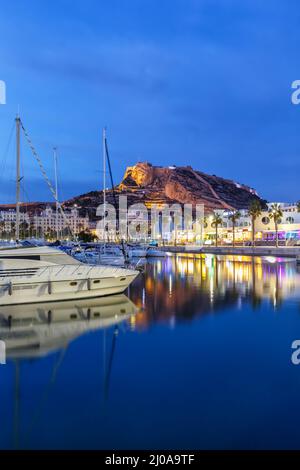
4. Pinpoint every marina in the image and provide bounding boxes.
[1,0,300,458]
[1,253,300,449]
